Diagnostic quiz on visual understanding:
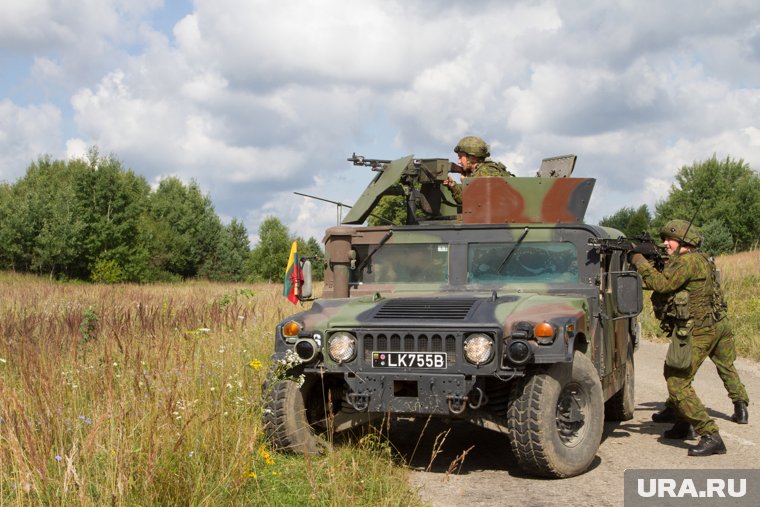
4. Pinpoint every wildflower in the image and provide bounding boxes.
[247,471,257,479]
[258,445,275,465]
[55,455,62,462]
[188,451,194,458]
[0,358,6,364]
[248,359,263,370]
[271,471,280,476]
